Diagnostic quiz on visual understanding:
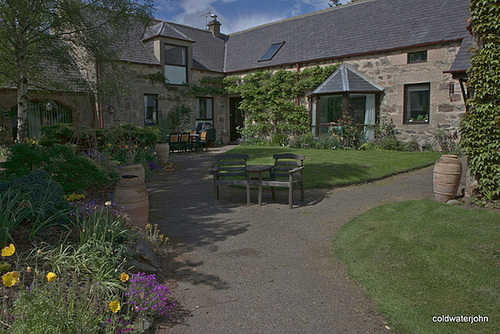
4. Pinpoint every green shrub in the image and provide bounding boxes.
[0,144,10,159]
[270,133,289,146]
[2,144,112,193]
[289,133,315,148]
[289,133,342,149]
[40,123,75,146]
[0,191,31,247]
[434,129,461,154]
[315,134,342,149]
[8,276,119,334]
[0,170,70,216]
